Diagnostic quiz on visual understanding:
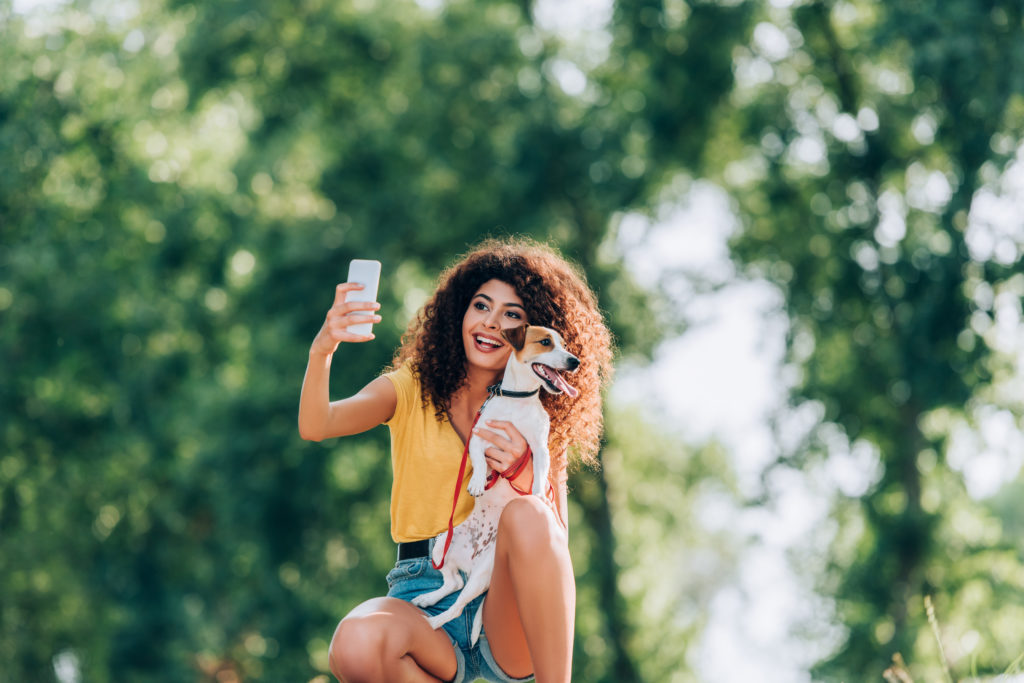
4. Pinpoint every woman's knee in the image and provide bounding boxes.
[329,614,385,682]
[498,495,565,554]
